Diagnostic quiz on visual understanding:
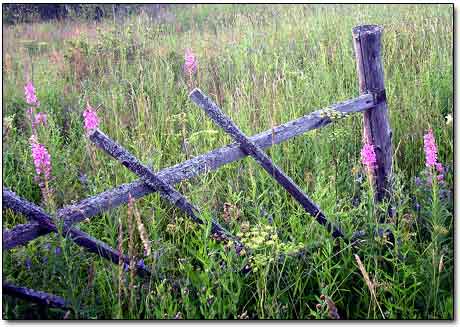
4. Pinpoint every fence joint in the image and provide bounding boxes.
[370,88,387,105]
